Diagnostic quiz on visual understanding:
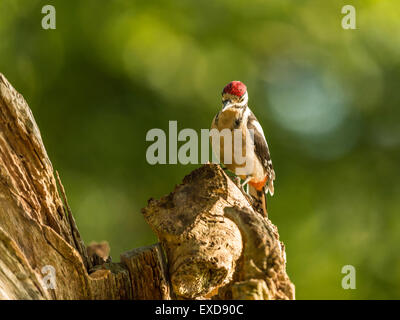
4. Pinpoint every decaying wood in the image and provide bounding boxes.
[0,73,131,299]
[120,244,171,300]
[0,72,294,300]
[219,206,295,299]
[0,226,50,299]
[142,164,295,300]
